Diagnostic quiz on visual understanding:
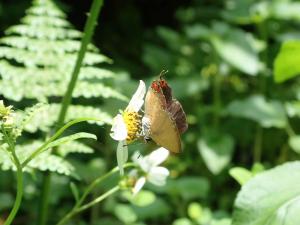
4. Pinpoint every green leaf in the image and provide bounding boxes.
[226,95,287,128]
[114,204,137,224]
[232,161,300,225]
[229,167,253,185]
[130,190,156,207]
[211,22,260,75]
[274,41,300,83]
[223,1,270,24]
[172,218,193,225]
[0,193,14,210]
[198,130,234,174]
[46,132,97,150]
[132,198,171,220]
[211,218,231,225]
[70,182,79,202]
[176,177,210,200]
[188,202,203,220]
[288,136,300,154]
[285,101,300,118]
[271,2,300,21]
